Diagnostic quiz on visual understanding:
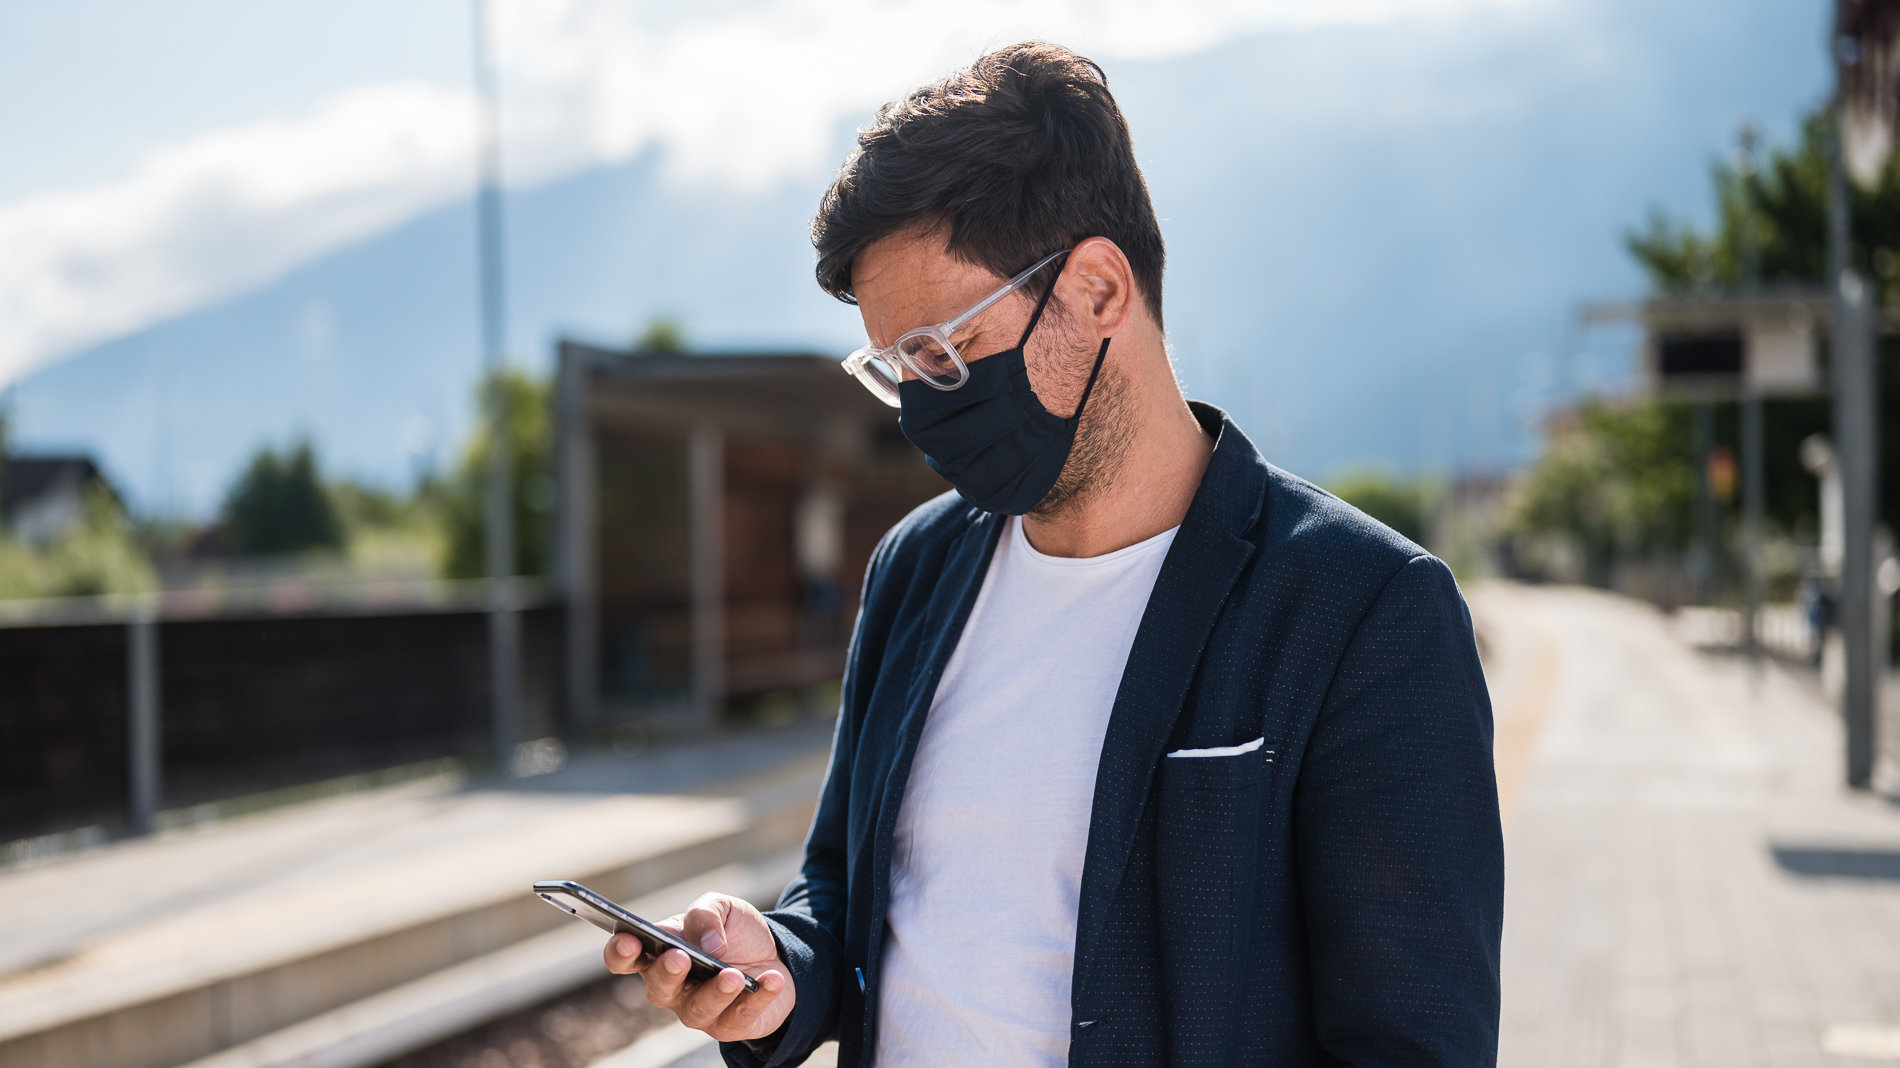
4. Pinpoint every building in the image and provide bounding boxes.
[0,455,121,544]
[554,341,947,730]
